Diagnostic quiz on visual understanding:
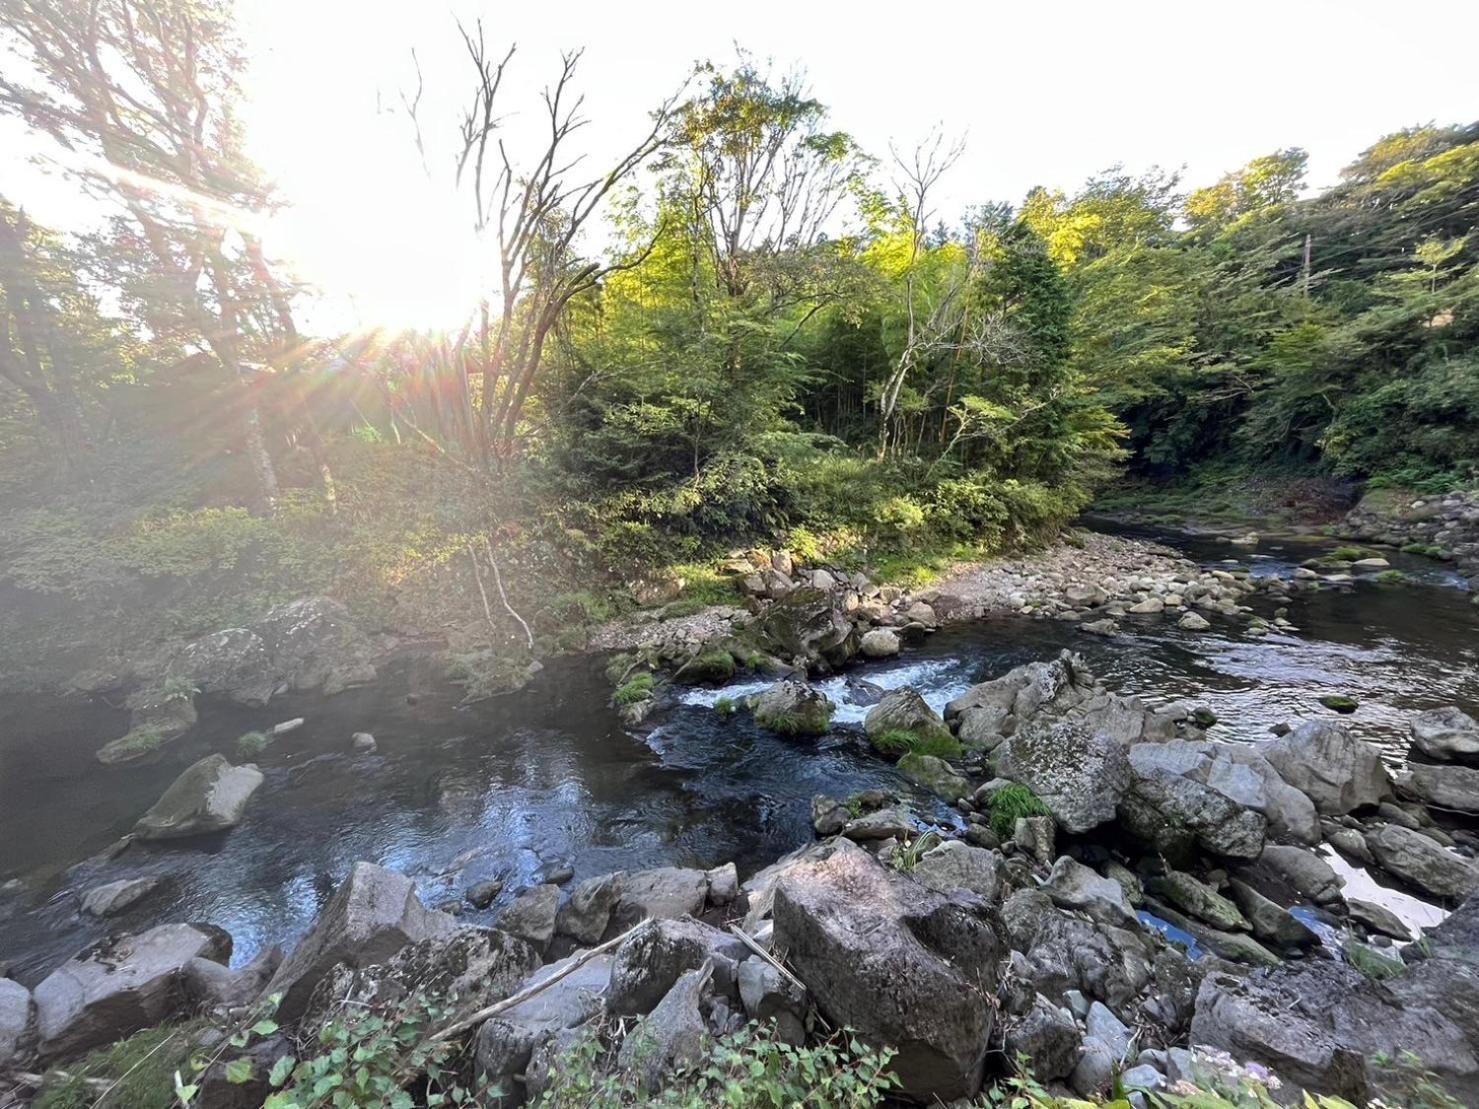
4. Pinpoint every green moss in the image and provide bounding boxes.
[987,783,1051,840]
[713,697,737,717]
[871,729,963,760]
[236,730,271,758]
[1400,542,1444,558]
[1191,707,1218,728]
[1320,694,1359,713]
[614,672,656,705]
[1329,545,1369,562]
[1376,569,1407,584]
[33,1021,203,1109]
[1346,939,1406,981]
[97,725,166,762]
[677,648,736,685]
